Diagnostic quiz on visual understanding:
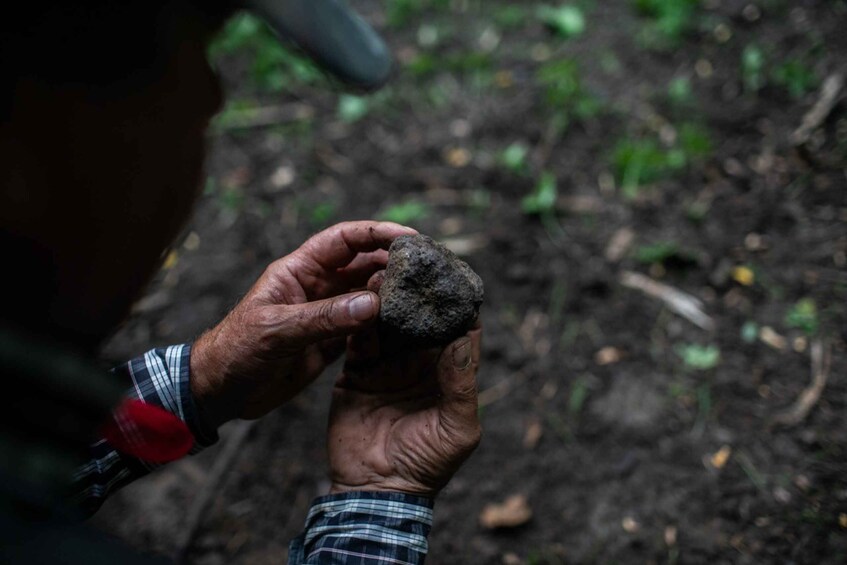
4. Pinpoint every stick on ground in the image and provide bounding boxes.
[174,419,256,564]
[771,339,832,428]
[791,72,845,145]
[619,271,715,331]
